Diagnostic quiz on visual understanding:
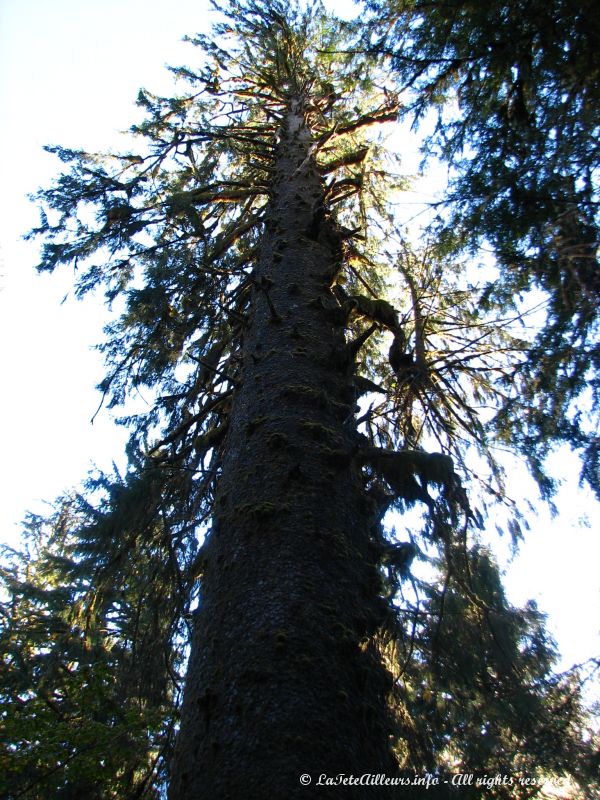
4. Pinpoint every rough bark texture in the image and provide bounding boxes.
[169,99,398,800]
